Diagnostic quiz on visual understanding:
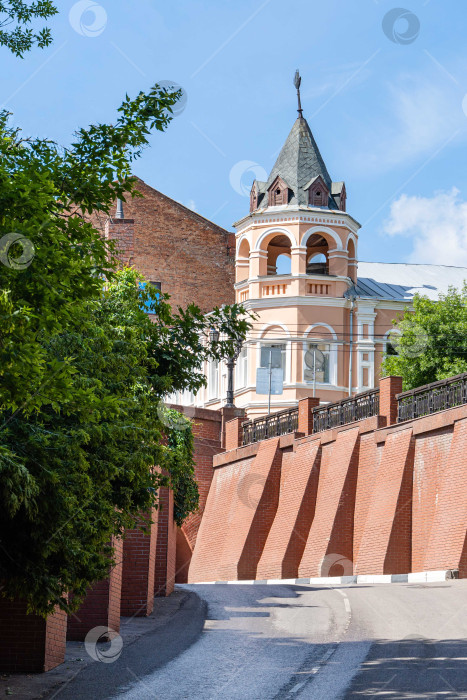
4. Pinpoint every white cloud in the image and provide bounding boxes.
[353,75,465,173]
[383,188,467,265]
